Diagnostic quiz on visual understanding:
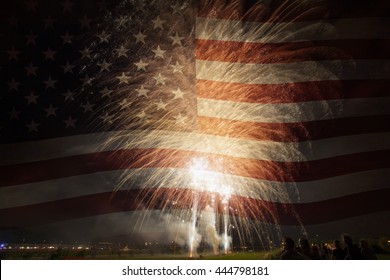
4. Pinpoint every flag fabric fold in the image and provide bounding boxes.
[1,0,389,242]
